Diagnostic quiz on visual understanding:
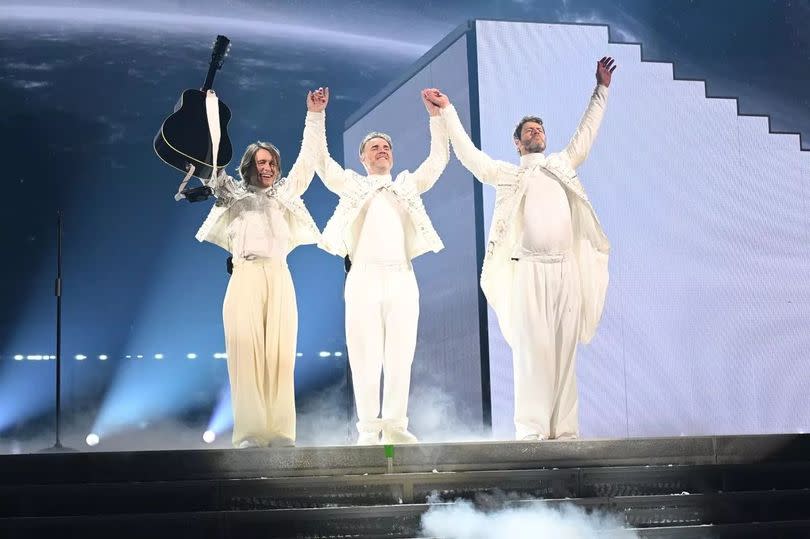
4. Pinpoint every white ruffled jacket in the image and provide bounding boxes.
[195,112,322,254]
[440,85,611,344]
[313,112,450,260]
